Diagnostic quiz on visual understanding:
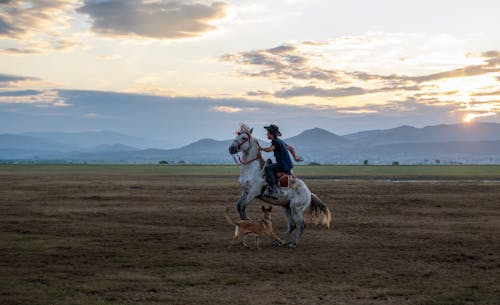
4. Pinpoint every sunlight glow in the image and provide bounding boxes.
[463,113,474,123]
[463,112,497,123]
